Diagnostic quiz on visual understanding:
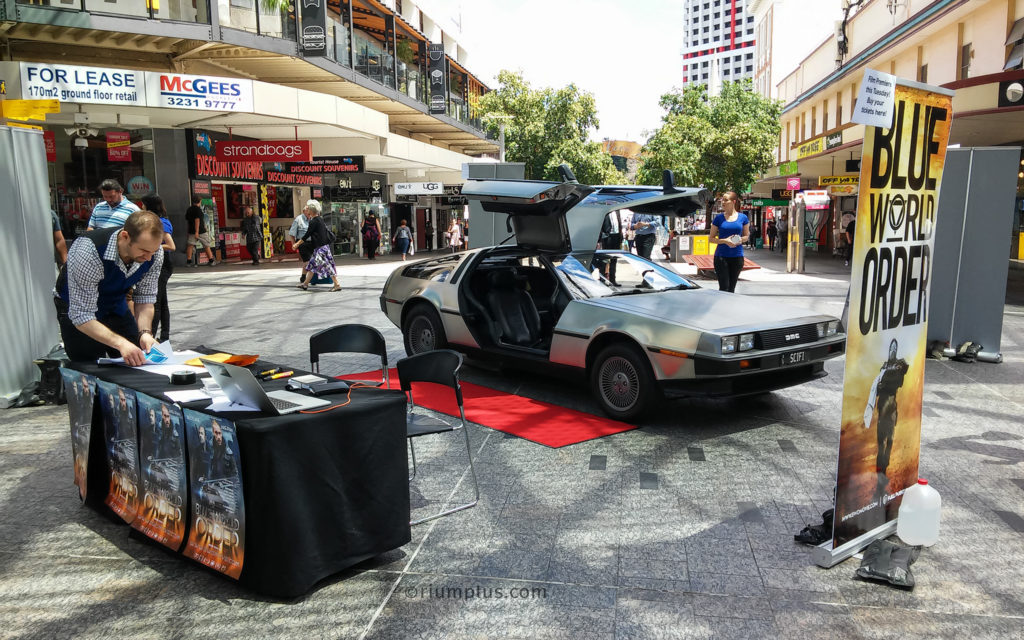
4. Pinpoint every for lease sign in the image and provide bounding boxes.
[20,63,144,106]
